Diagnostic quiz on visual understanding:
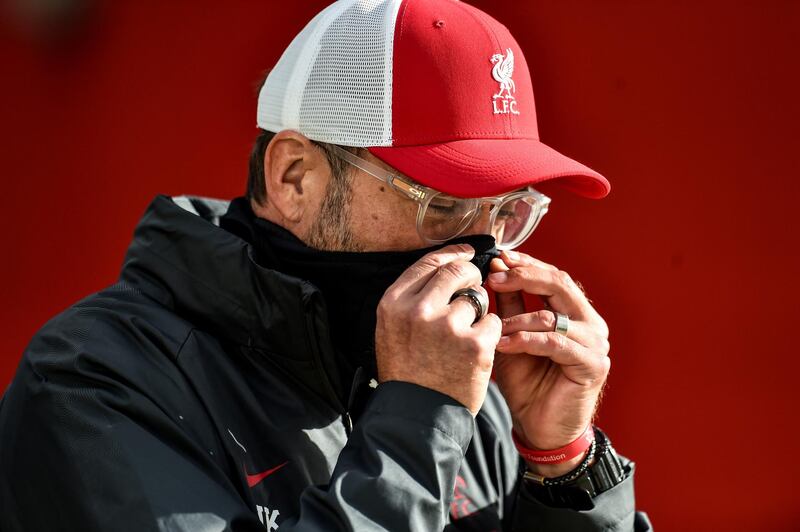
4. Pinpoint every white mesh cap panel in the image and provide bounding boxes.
[257,0,402,147]
[257,3,349,132]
